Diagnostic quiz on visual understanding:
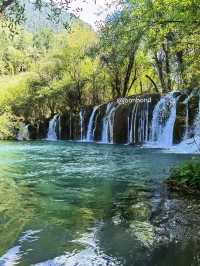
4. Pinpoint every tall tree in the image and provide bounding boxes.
[99,9,143,97]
